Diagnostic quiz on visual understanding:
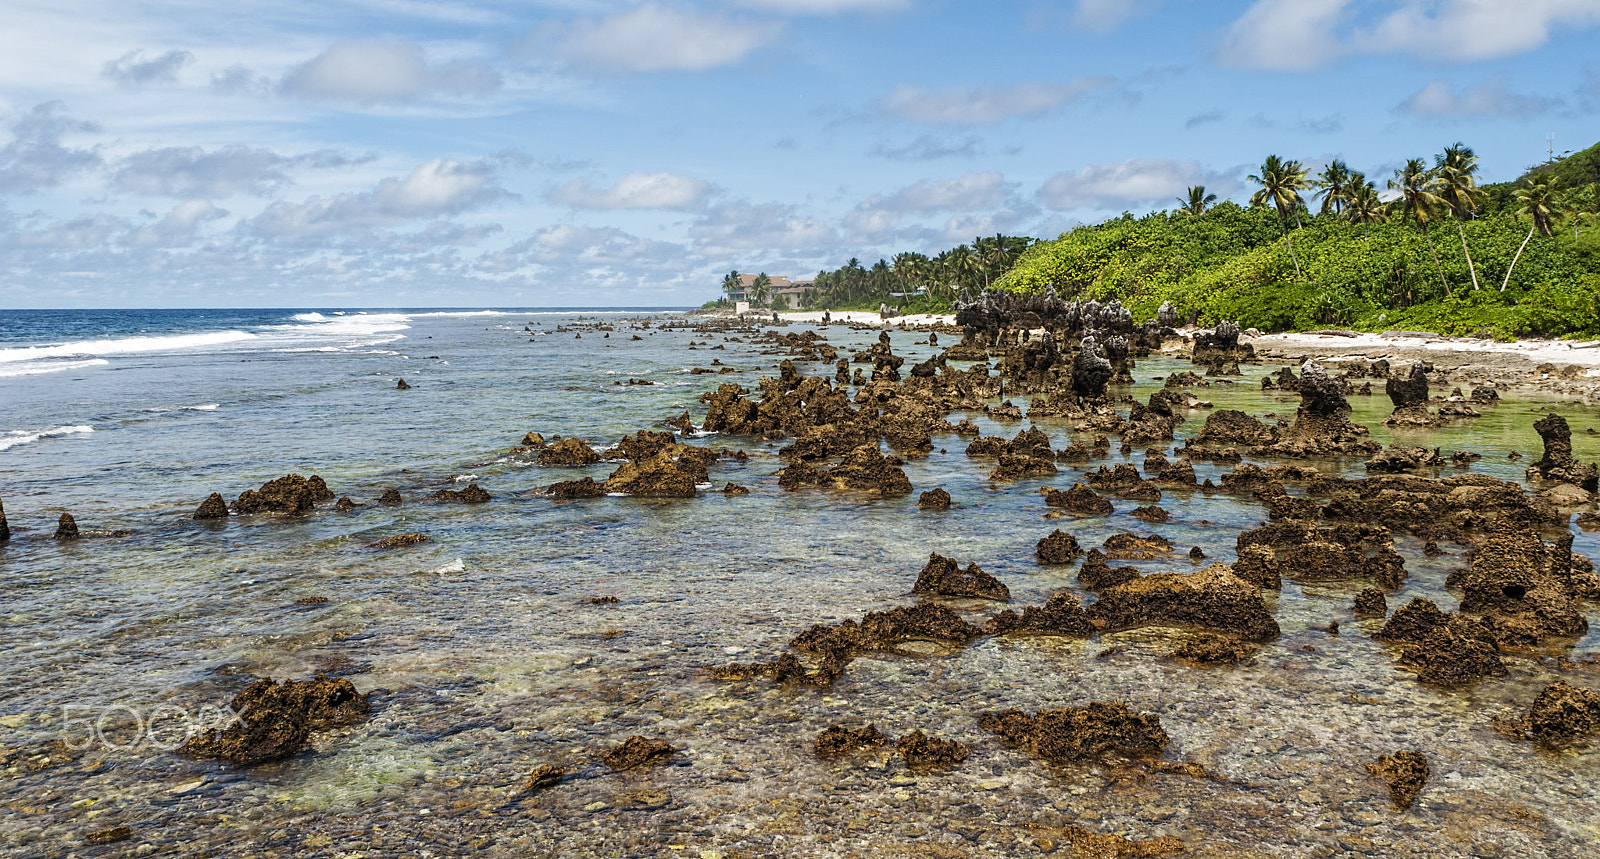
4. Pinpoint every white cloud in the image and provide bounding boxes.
[112,146,375,199]
[880,78,1113,124]
[550,172,711,209]
[692,200,837,254]
[245,158,505,238]
[102,49,194,87]
[1073,0,1146,34]
[211,65,273,97]
[1400,77,1561,118]
[730,0,910,12]
[281,41,501,103]
[1037,158,1237,211]
[872,134,983,161]
[0,212,126,251]
[1360,0,1600,62]
[1216,0,1351,71]
[125,200,229,247]
[543,4,781,73]
[0,103,102,194]
[846,172,1014,234]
